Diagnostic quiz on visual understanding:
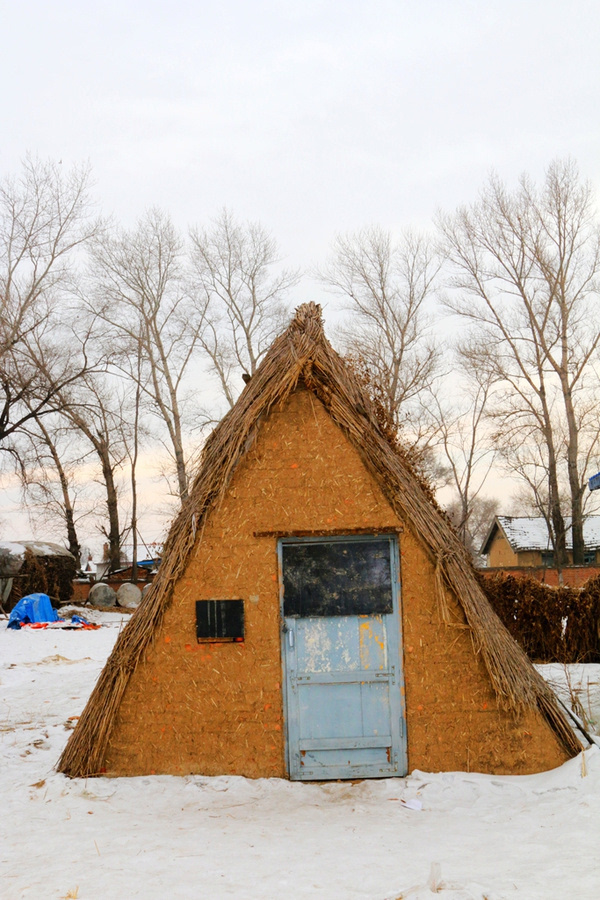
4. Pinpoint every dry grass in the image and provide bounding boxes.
[58,302,580,778]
